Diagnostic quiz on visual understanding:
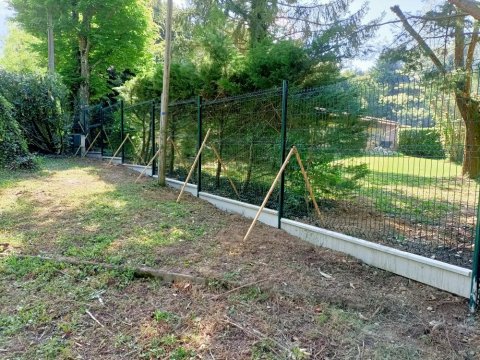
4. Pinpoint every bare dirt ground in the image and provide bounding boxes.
[1,157,480,359]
